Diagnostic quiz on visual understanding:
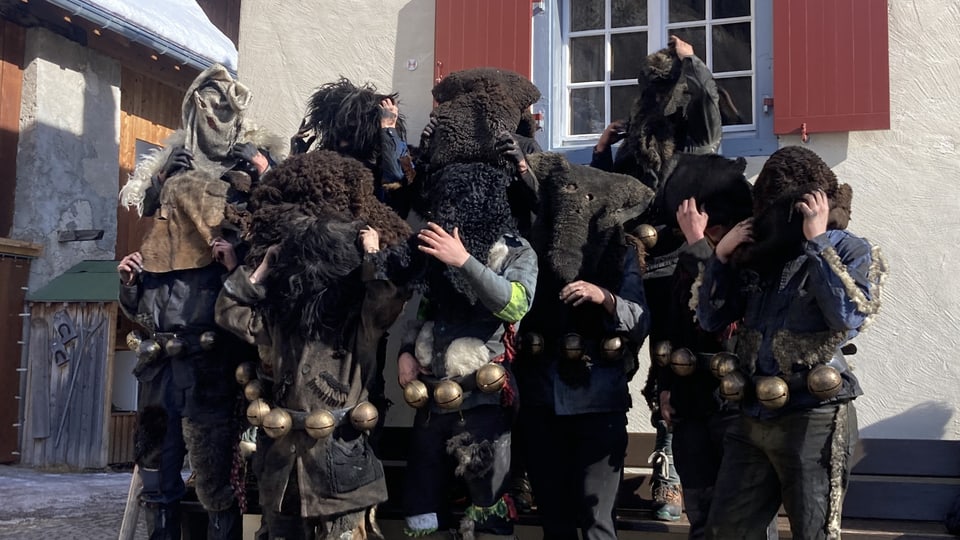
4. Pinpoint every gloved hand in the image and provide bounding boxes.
[229,142,259,162]
[159,146,193,181]
[496,132,524,166]
[419,114,439,149]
